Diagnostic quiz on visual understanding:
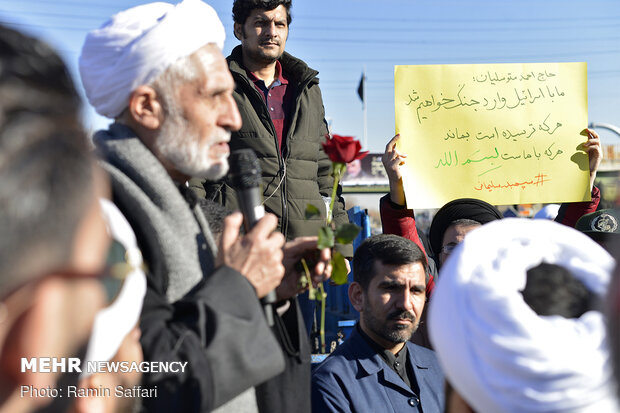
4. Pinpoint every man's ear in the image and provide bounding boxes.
[233,22,243,41]
[348,282,364,313]
[127,85,164,130]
